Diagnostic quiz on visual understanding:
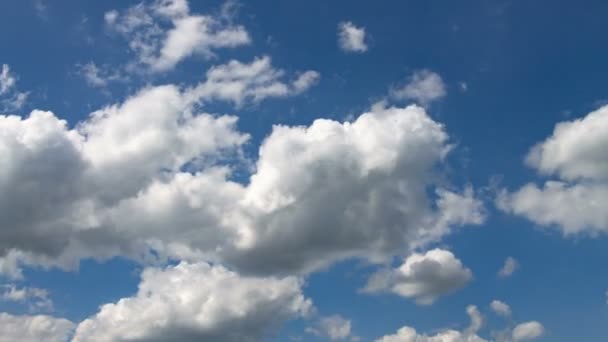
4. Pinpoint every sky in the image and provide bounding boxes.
[1,0,608,341]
